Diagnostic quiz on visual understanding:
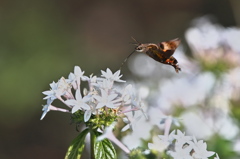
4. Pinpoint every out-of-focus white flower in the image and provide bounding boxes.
[148,136,169,153]
[233,139,240,153]
[101,68,125,82]
[190,137,215,159]
[222,27,240,53]
[185,18,222,52]
[181,111,214,139]
[224,67,240,100]
[185,17,240,66]
[158,130,176,145]
[160,116,181,127]
[138,86,149,99]
[121,84,138,106]
[129,54,157,77]
[158,72,215,111]
[214,114,239,140]
[122,110,151,149]
[97,122,130,154]
[168,145,193,159]
[65,89,91,113]
[173,130,192,147]
[148,130,175,153]
[149,129,216,159]
[214,153,220,159]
